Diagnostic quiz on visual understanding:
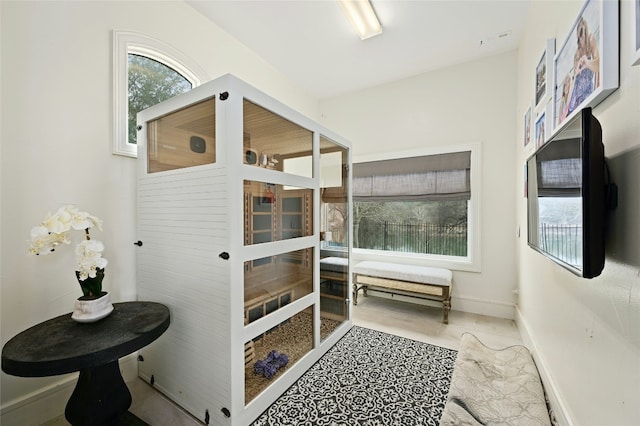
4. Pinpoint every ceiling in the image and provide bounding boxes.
[187,0,532,100]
